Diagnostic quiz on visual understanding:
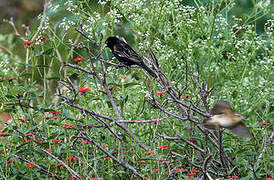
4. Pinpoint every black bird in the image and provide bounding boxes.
[105,36,157,78]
